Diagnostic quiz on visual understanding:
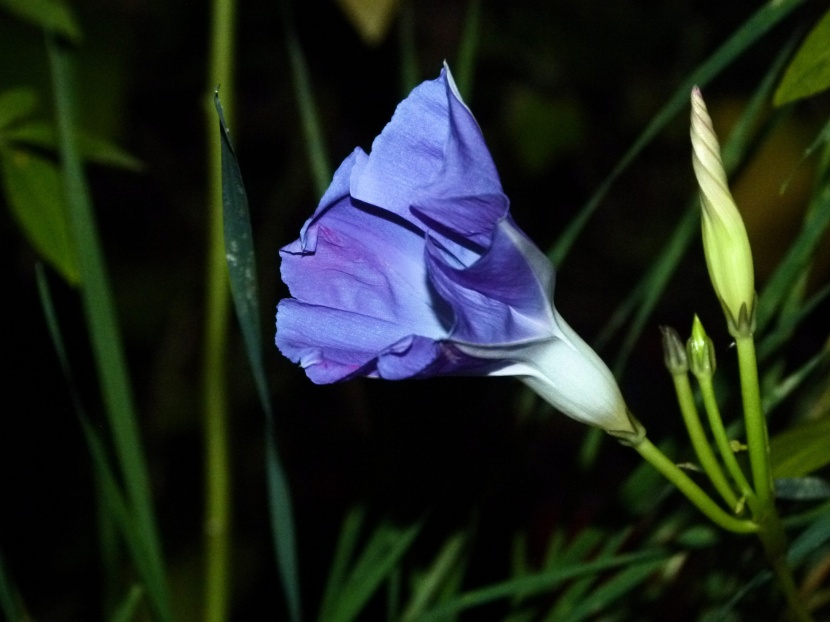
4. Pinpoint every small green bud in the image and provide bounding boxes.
[690,87,756,334]
[687,315,716,379]
[660,326,688,375]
